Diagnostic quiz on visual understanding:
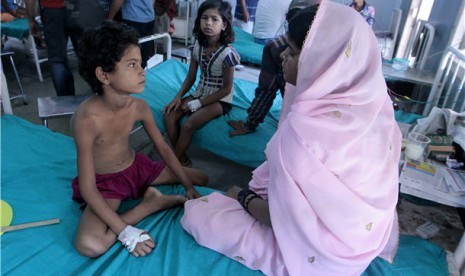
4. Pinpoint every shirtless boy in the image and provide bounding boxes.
[71,21,208,258]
